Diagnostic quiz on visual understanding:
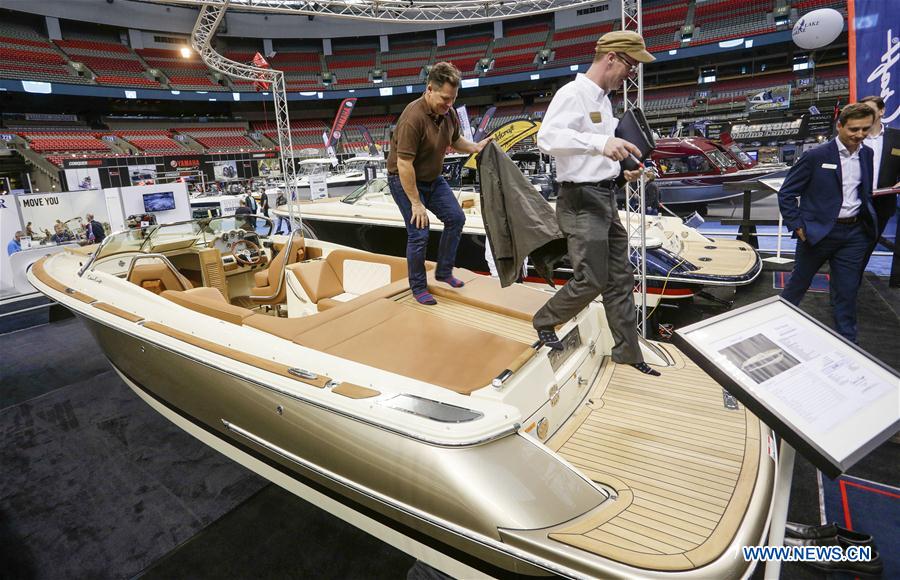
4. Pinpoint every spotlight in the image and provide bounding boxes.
[180,47,192,58]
